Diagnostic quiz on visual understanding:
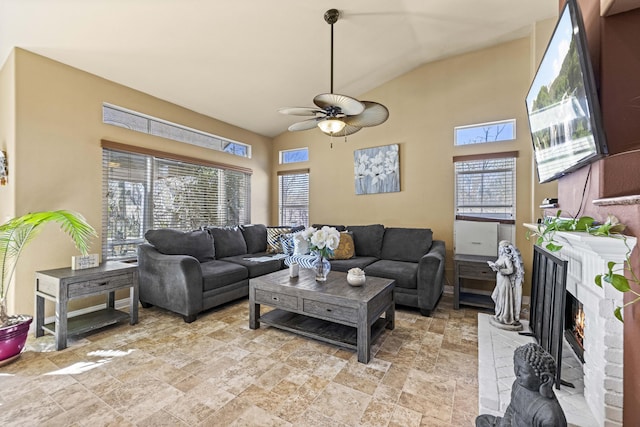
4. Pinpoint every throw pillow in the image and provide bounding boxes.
[380,227,433,262]
[145,229,215,262]
[206,226,248,258]
[293,232,310,255]
[240,224,267,253]
[266,227,292,253]
[330,232,355,260]
[346,224,385,258]
[280,233,295,256]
